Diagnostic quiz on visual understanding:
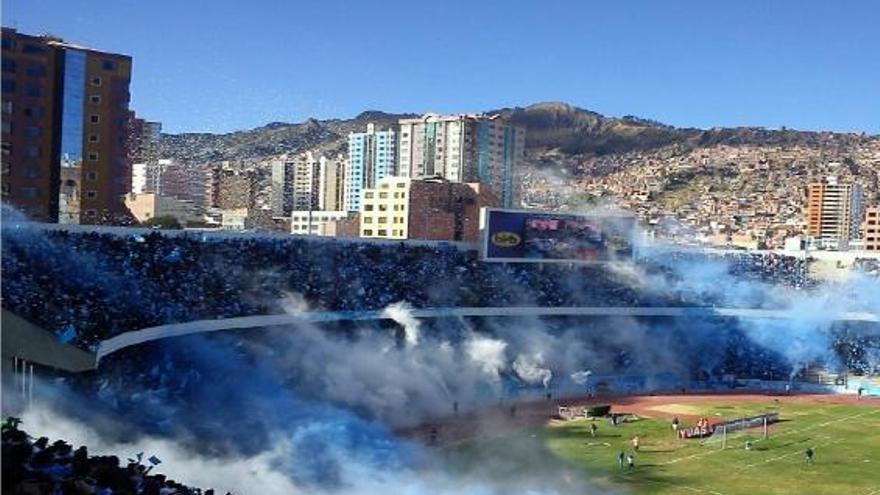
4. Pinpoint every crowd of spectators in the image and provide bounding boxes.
[1,229,653,348]
[643,250,812,289]
[2,228,815,350]
[1,418,219,495]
